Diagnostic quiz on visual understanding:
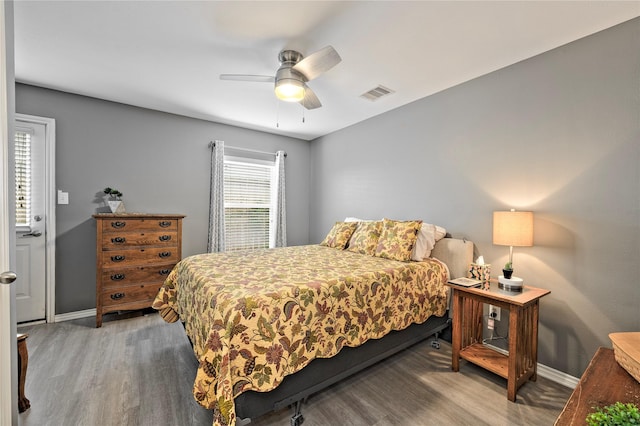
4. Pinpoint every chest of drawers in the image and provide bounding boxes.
[93,213,185,327]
